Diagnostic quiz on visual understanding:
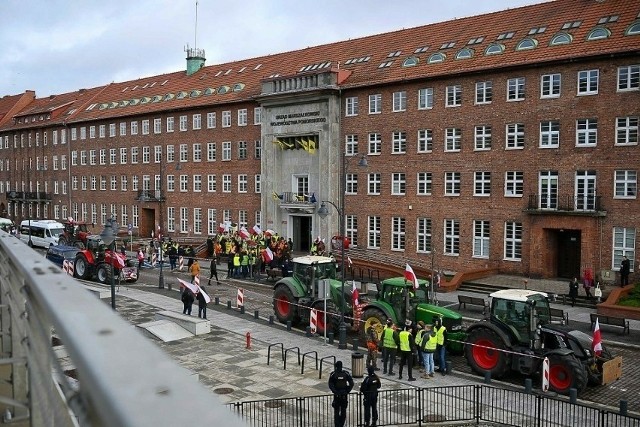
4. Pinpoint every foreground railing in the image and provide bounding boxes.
[229,384,640,427]
[0,231,246,426]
